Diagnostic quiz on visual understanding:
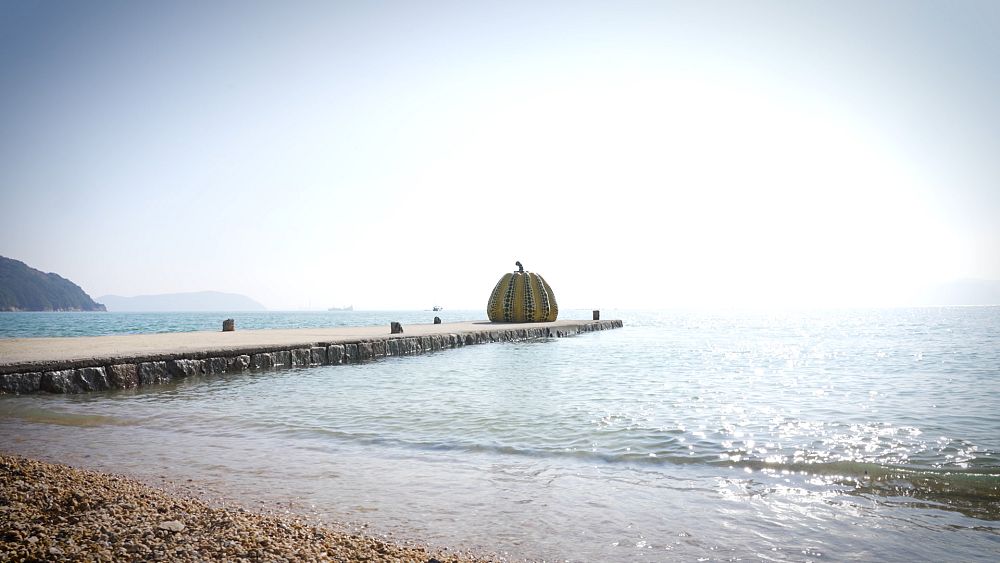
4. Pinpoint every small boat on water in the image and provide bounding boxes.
[432,305,443,311]
[328,305,354,311]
